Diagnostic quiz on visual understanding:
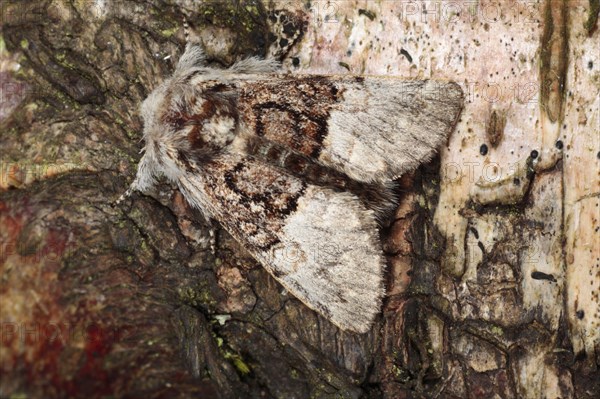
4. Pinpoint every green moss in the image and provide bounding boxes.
[232,356,251,375]
[13,66,27,79]
[178,282,217,308]
[490,325,503,336]
[160,27,179,38]
[54,53,76,69]
[49,87,81,110]
[392,364,411,383]
[214,333,252,376]
[125,128,137,139]
[20,38,28,49]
